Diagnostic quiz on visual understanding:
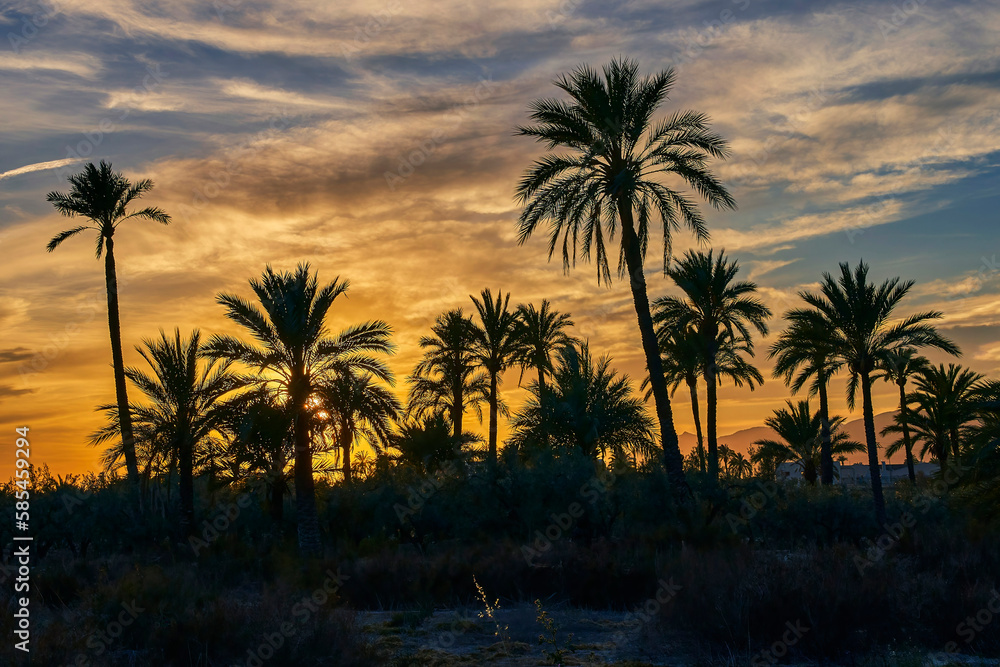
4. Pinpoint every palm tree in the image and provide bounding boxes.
[317,370,401,483]
[509,343,657,463]
[752,400,865,484]
[645,327,706,472]
[654,249,770,481]
[514,57,736,496]
[793,260,959,524]
[728,451,753,480]
[912,364,982,467]
[770,318,844,485]
[470,288,522,476]
[388,413,477,473]
[882,393,950,473]
[46,161,171,487]
[873,348,929,483]
[515,300,576,403]
[90,329,238,532]
[205,264,394,555]
[408,309,487,440]
[215,387,293,522]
